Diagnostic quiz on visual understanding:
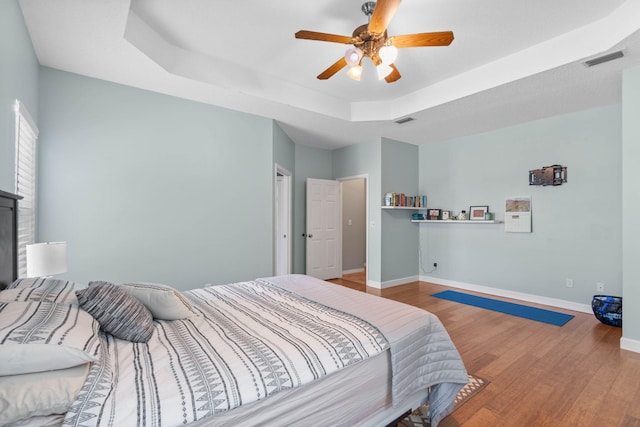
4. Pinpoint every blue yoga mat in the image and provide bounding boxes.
[431,290,574,326]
